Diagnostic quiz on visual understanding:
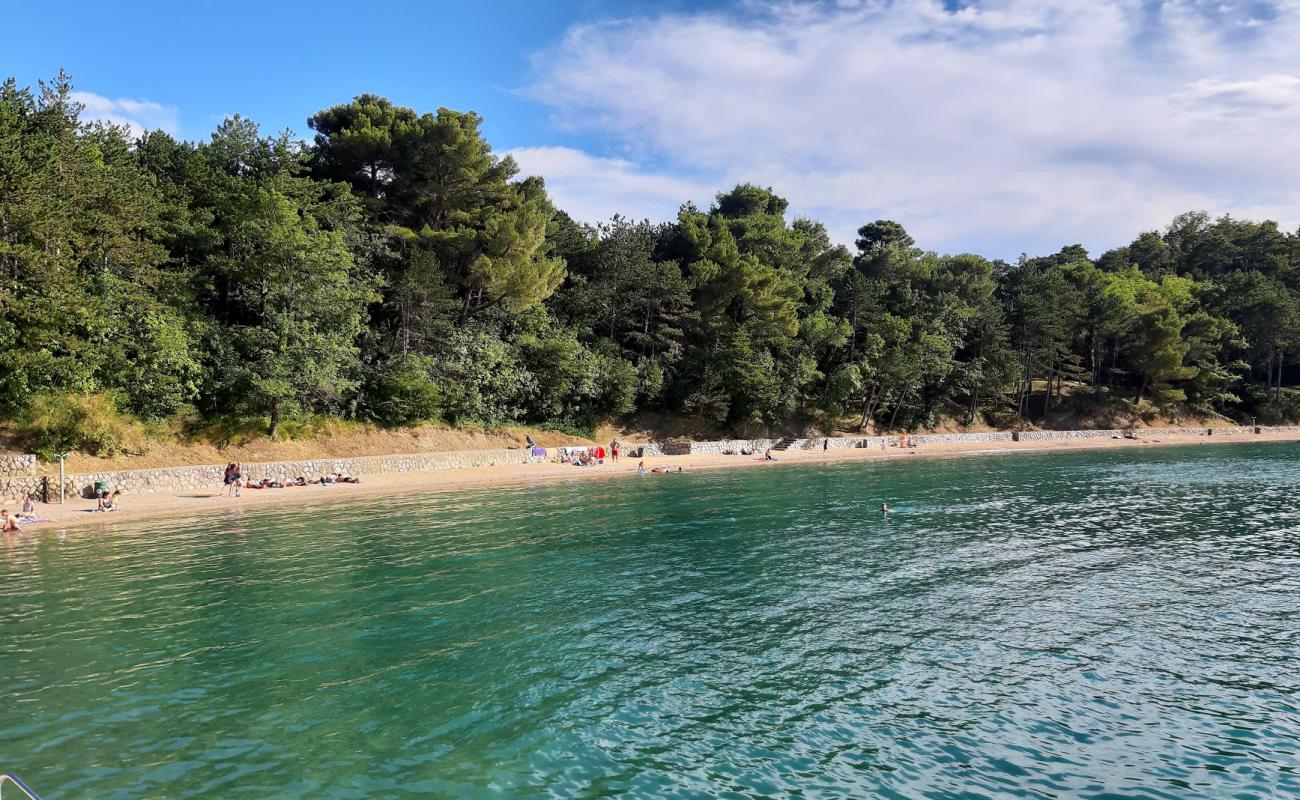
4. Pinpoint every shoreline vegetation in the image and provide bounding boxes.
[4,73,1300,475]
[6,427,1298,535]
